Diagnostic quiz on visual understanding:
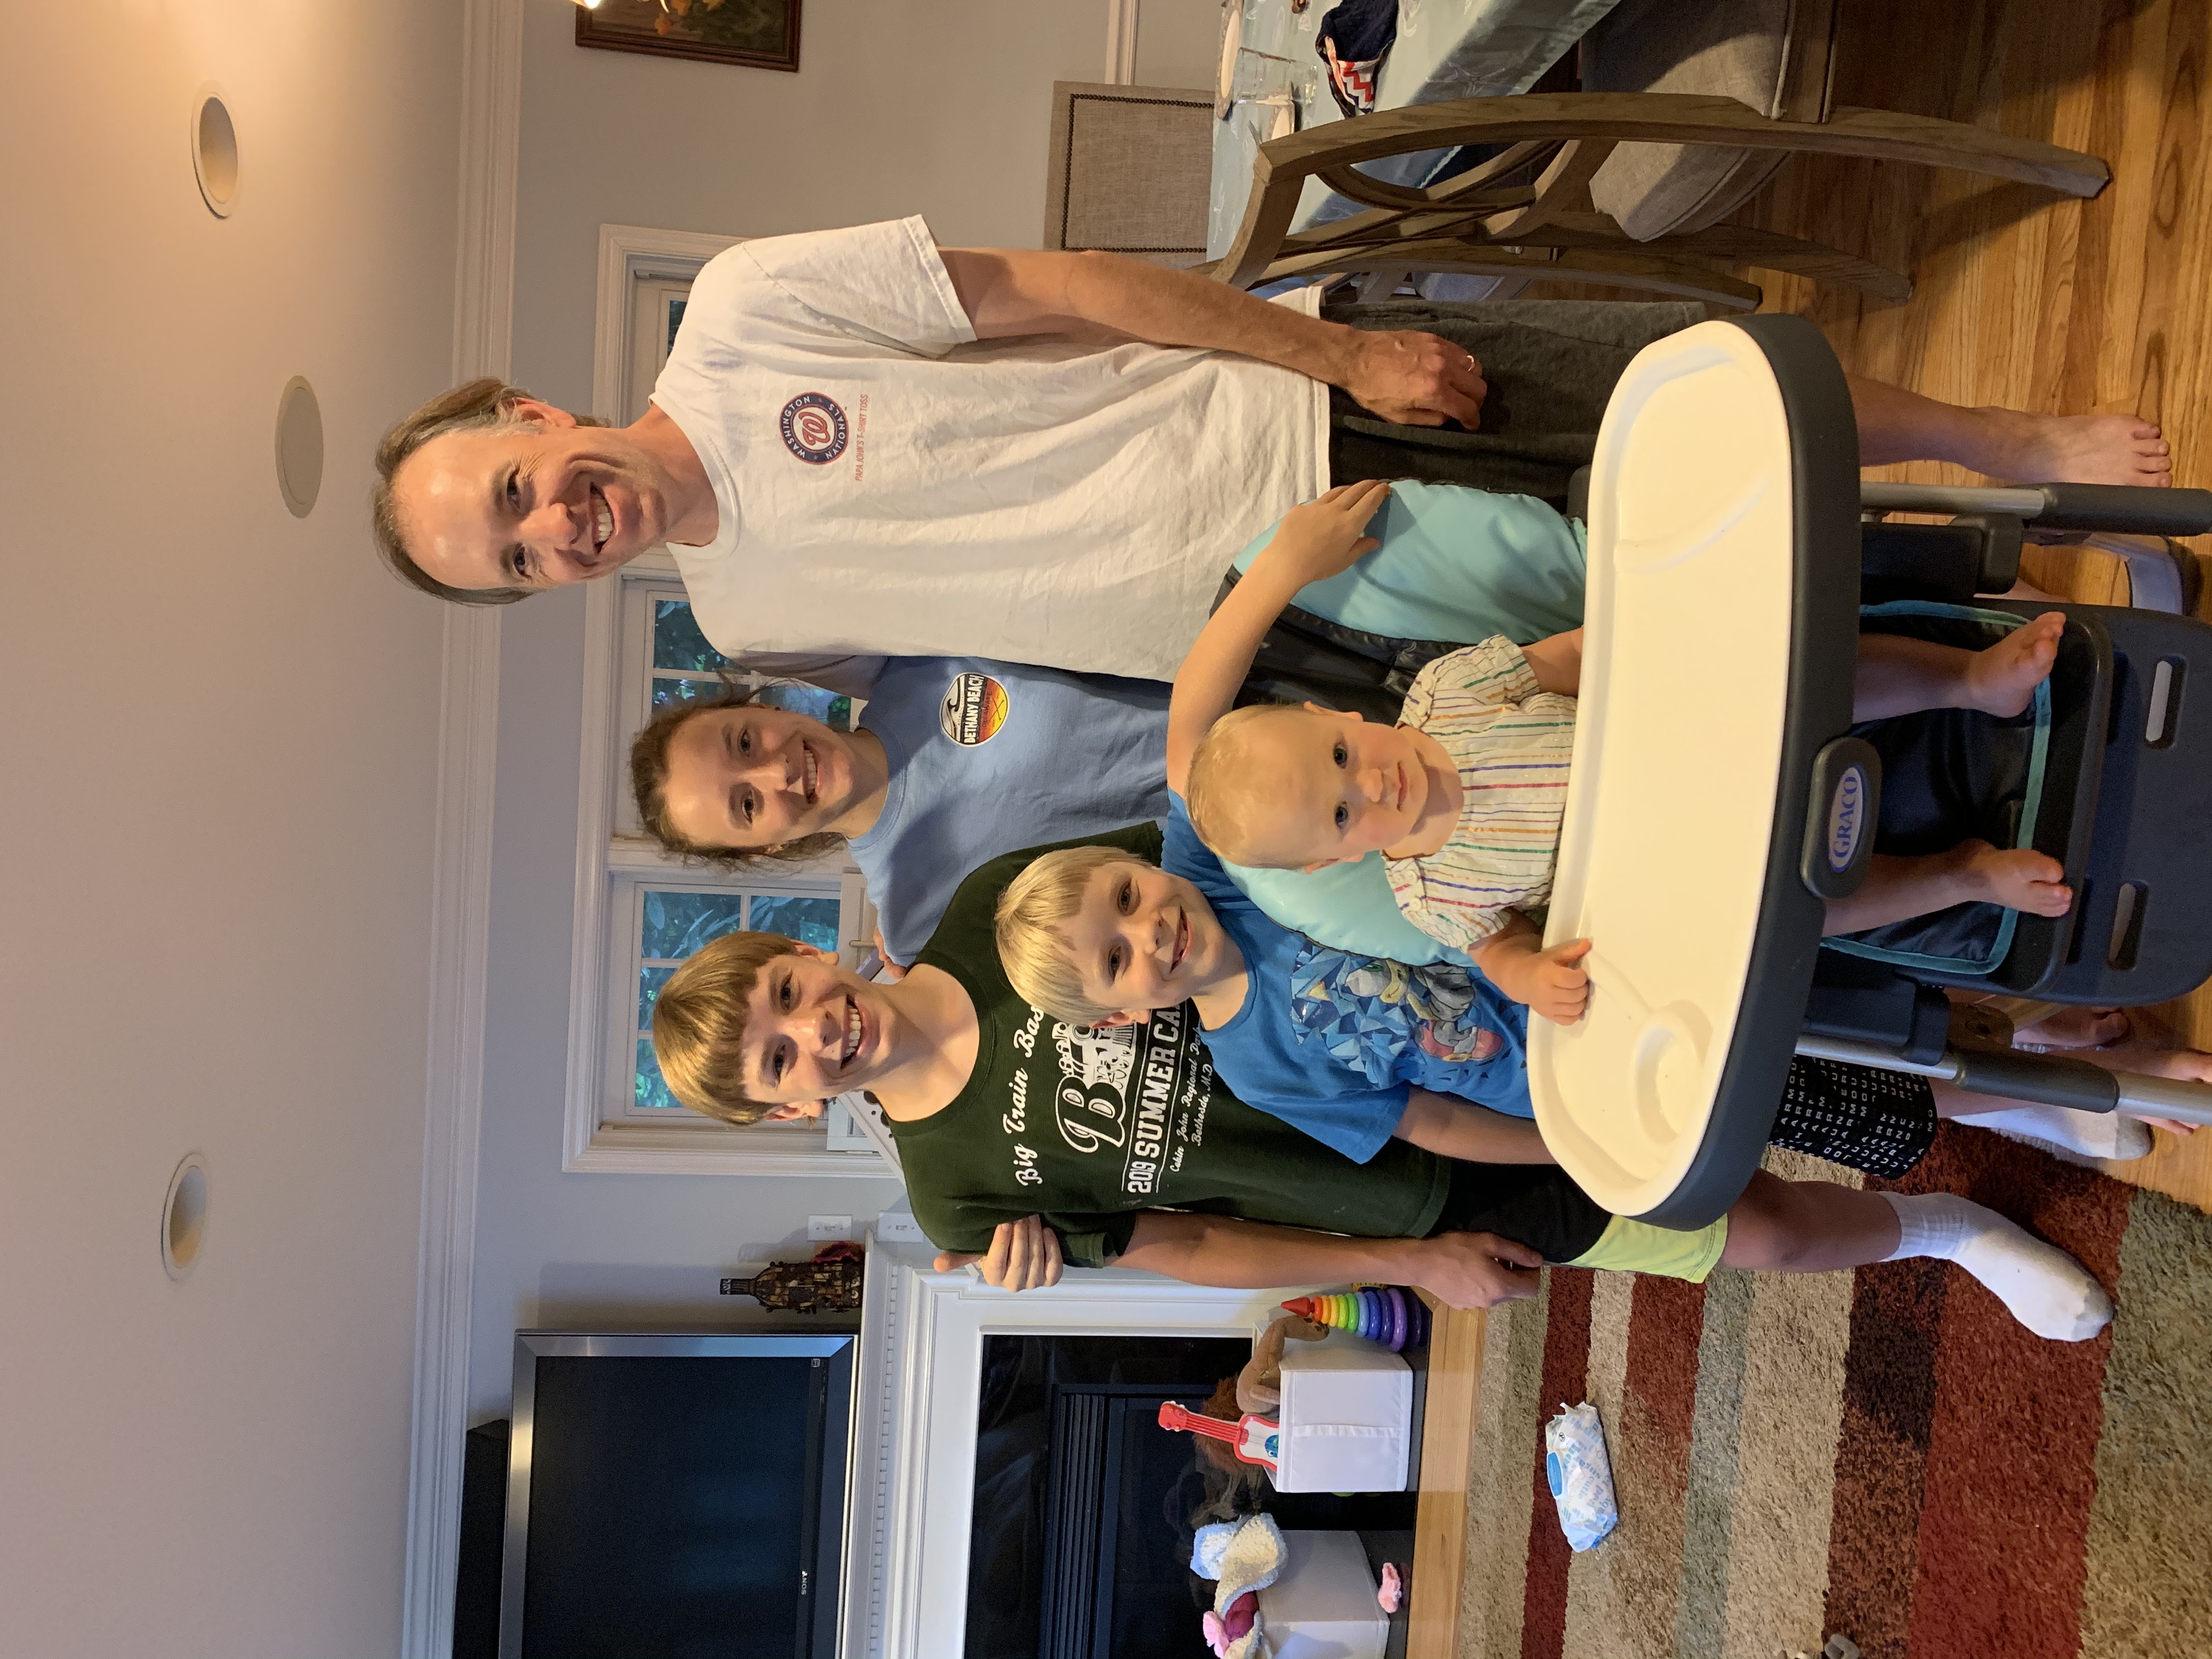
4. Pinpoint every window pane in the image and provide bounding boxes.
[758,682,854,732]
[652,674,730,710]
[641,889,752,961]
[635,1039,683,1110]
[653,598,729,673]
[748,895,839,952]
[638,963,679,1031]
[665,296,688,354]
